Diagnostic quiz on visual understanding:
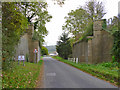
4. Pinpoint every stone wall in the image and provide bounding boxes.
[15,33,29,60]
[73,19,114,64]
[15,24,41,63]
[73,41,88,63]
